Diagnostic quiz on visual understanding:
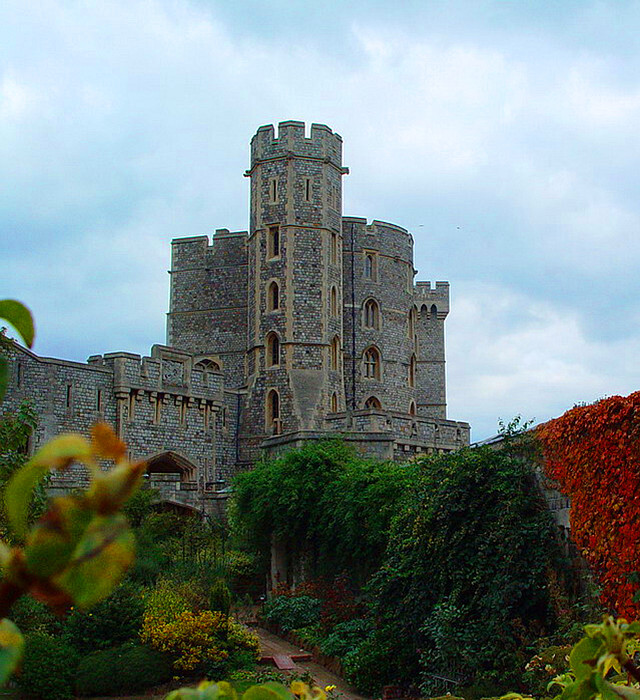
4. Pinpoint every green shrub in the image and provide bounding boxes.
[319,618,372,658]
[123,486,160,527]
[62,579,145,654]
[341,631,397,696]
[203,647,258,681]
[362,443,561,693]
[18,633,80,700]
[227,667,290,693]
[293,623,322,648]
[226,550,260,578]
[231,441,417,583]
[262,595,321,631]
[210,578,232,615]
[75,643,173,696]
[10,595,63,637]
[521,642,572,698]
